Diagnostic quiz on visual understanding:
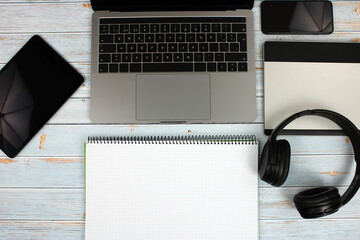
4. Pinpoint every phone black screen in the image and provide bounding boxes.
[0,35,84,158]
[261,1,333,34]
